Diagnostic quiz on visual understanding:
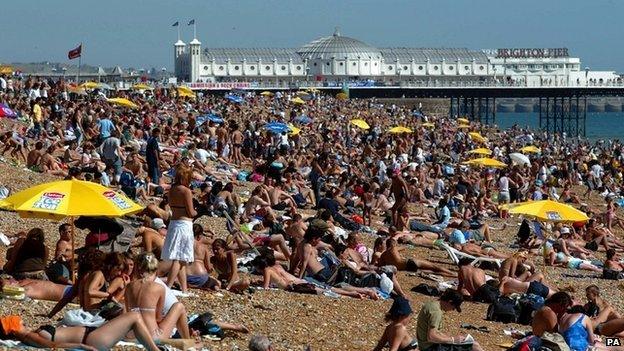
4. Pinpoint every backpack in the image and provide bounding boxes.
[119,171,135,188]
[411,283,441,297]
[473,283,500,303]
[487,296,519,323]
[187,312,224,338]
[517,294,545,325]
[603,268,622,280]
